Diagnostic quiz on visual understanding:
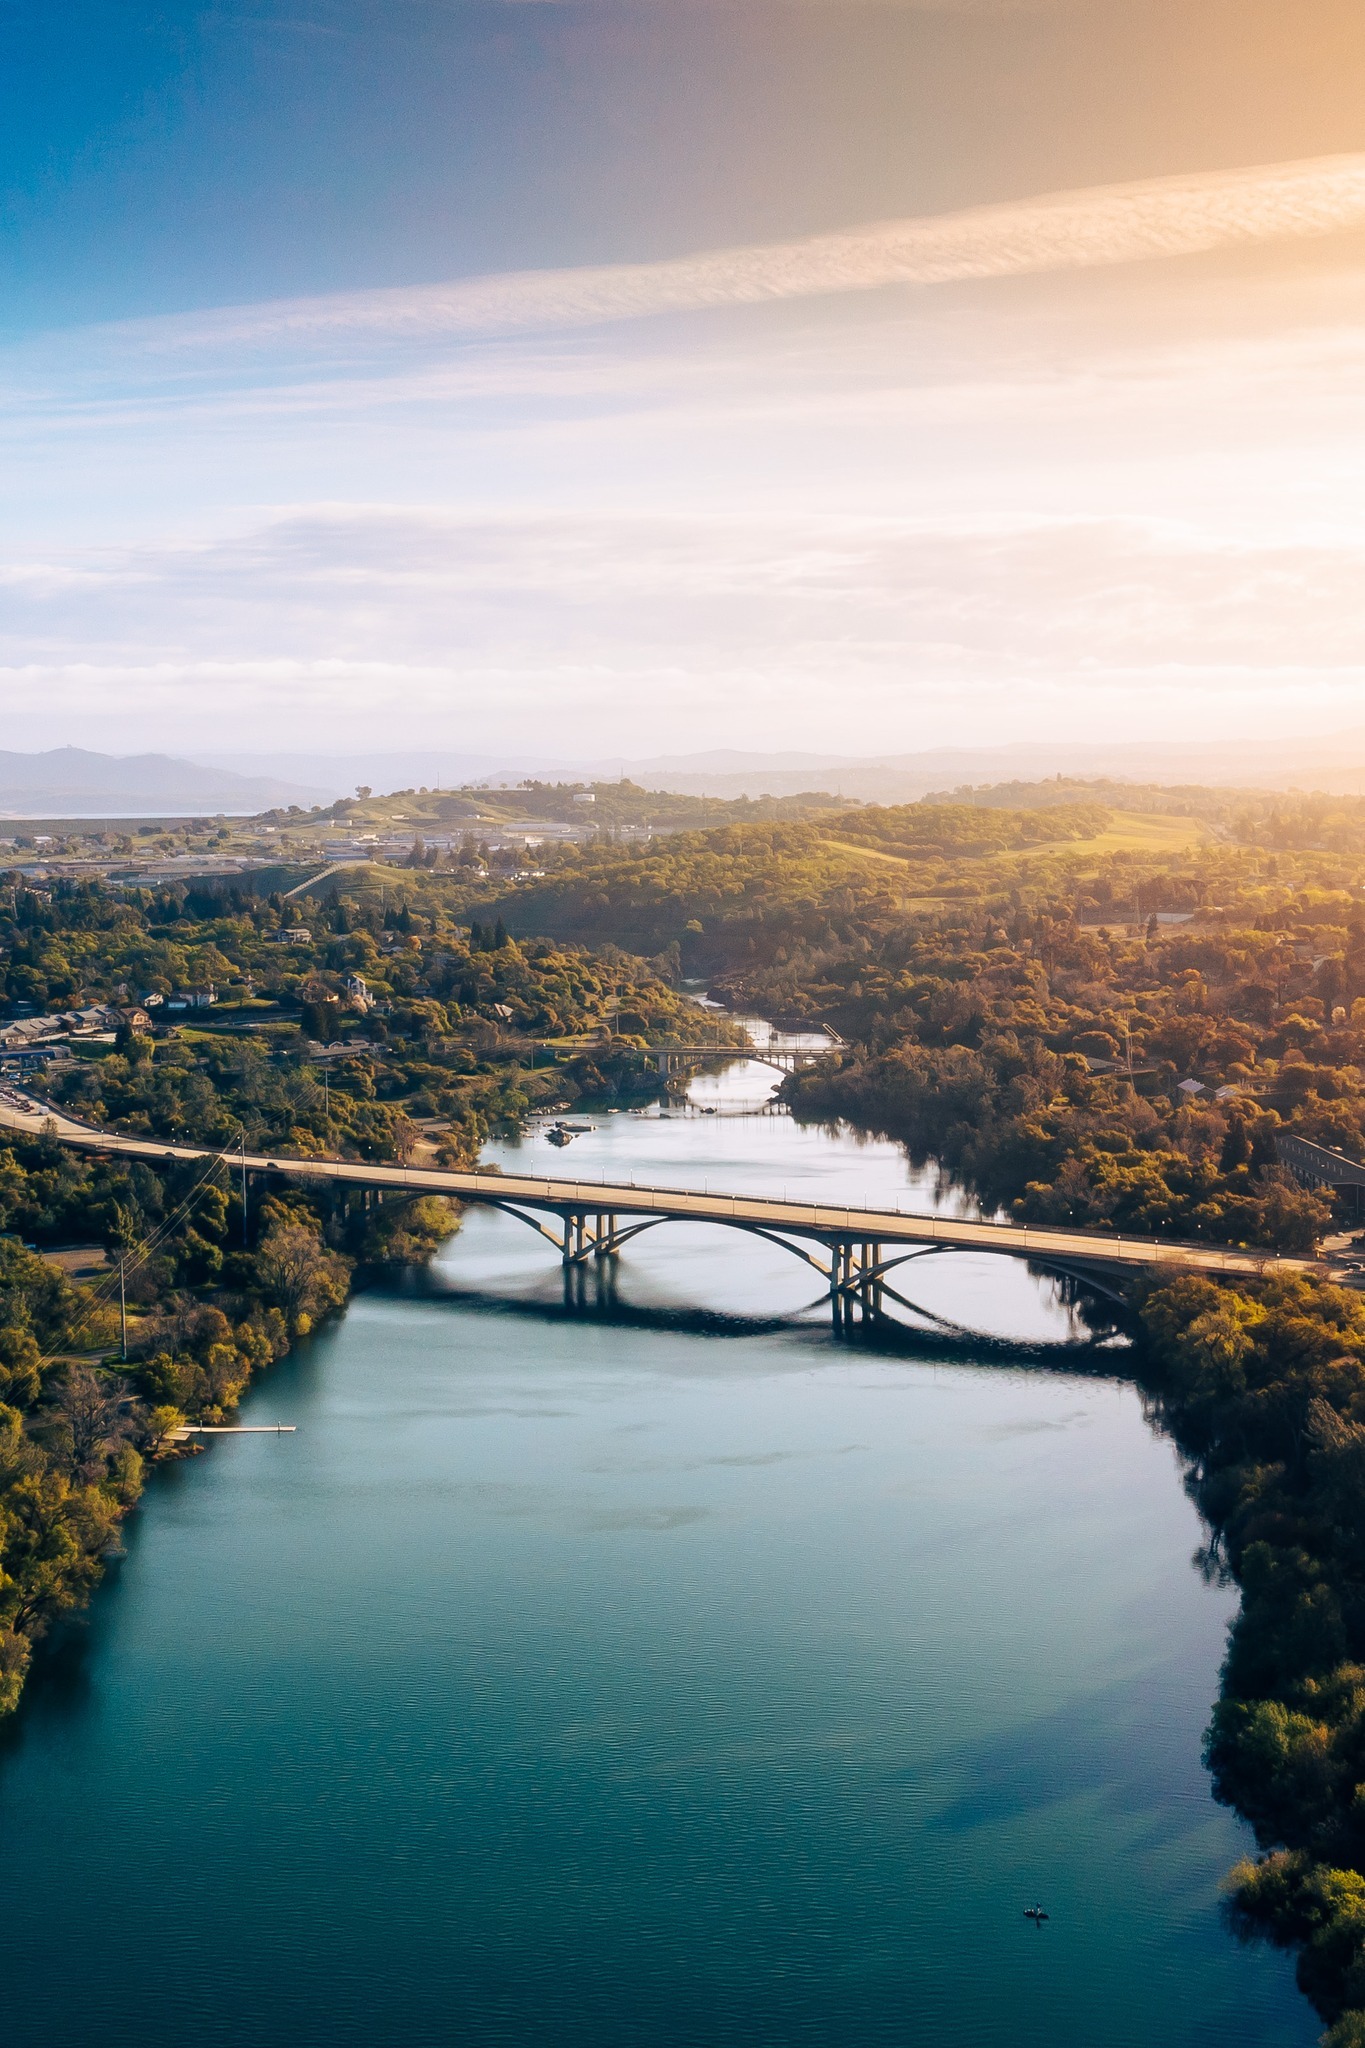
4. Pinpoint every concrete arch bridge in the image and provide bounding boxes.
[0,1097,1321,1333]
[652,1038,839,1079]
